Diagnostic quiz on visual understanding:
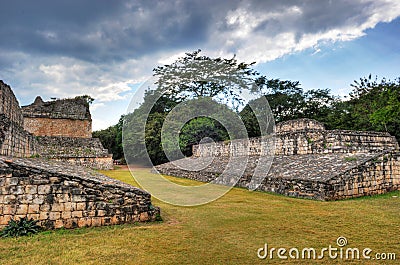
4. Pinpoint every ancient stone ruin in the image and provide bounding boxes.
[156,118,400,200]
[0,80,112,170]
[0,157,160,229]
[0,80,160,229]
